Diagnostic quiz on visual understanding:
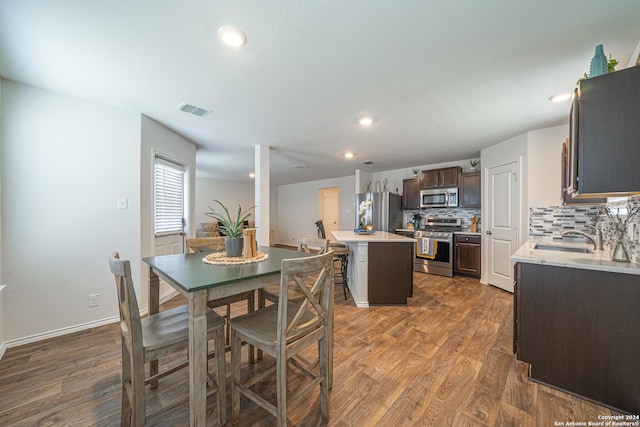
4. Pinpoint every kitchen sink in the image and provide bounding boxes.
[533,244,592,254]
